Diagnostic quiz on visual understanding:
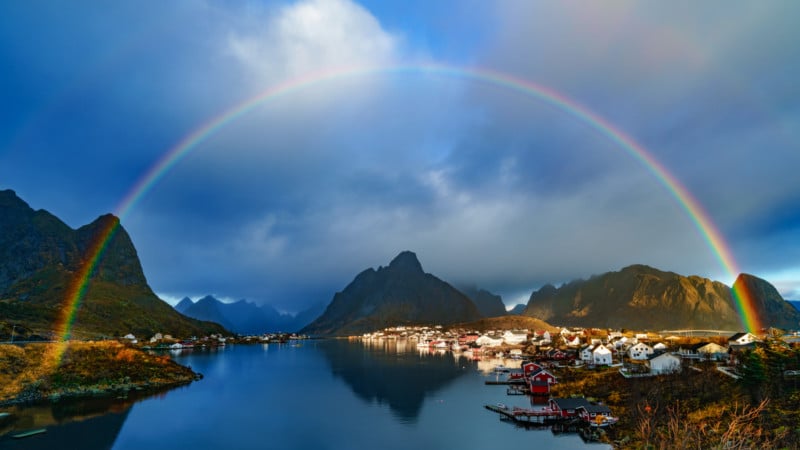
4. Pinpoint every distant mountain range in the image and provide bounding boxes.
[457,284,507,317]
[302,251,483,336]
[790,300,800,311]
[175,295,324,334]
[0,189,225,339]
[522,264,800,330]
[5,188,796,338]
